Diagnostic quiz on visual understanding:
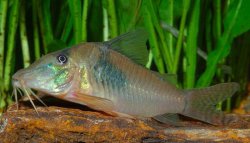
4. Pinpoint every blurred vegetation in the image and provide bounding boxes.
[0,0,250,114]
